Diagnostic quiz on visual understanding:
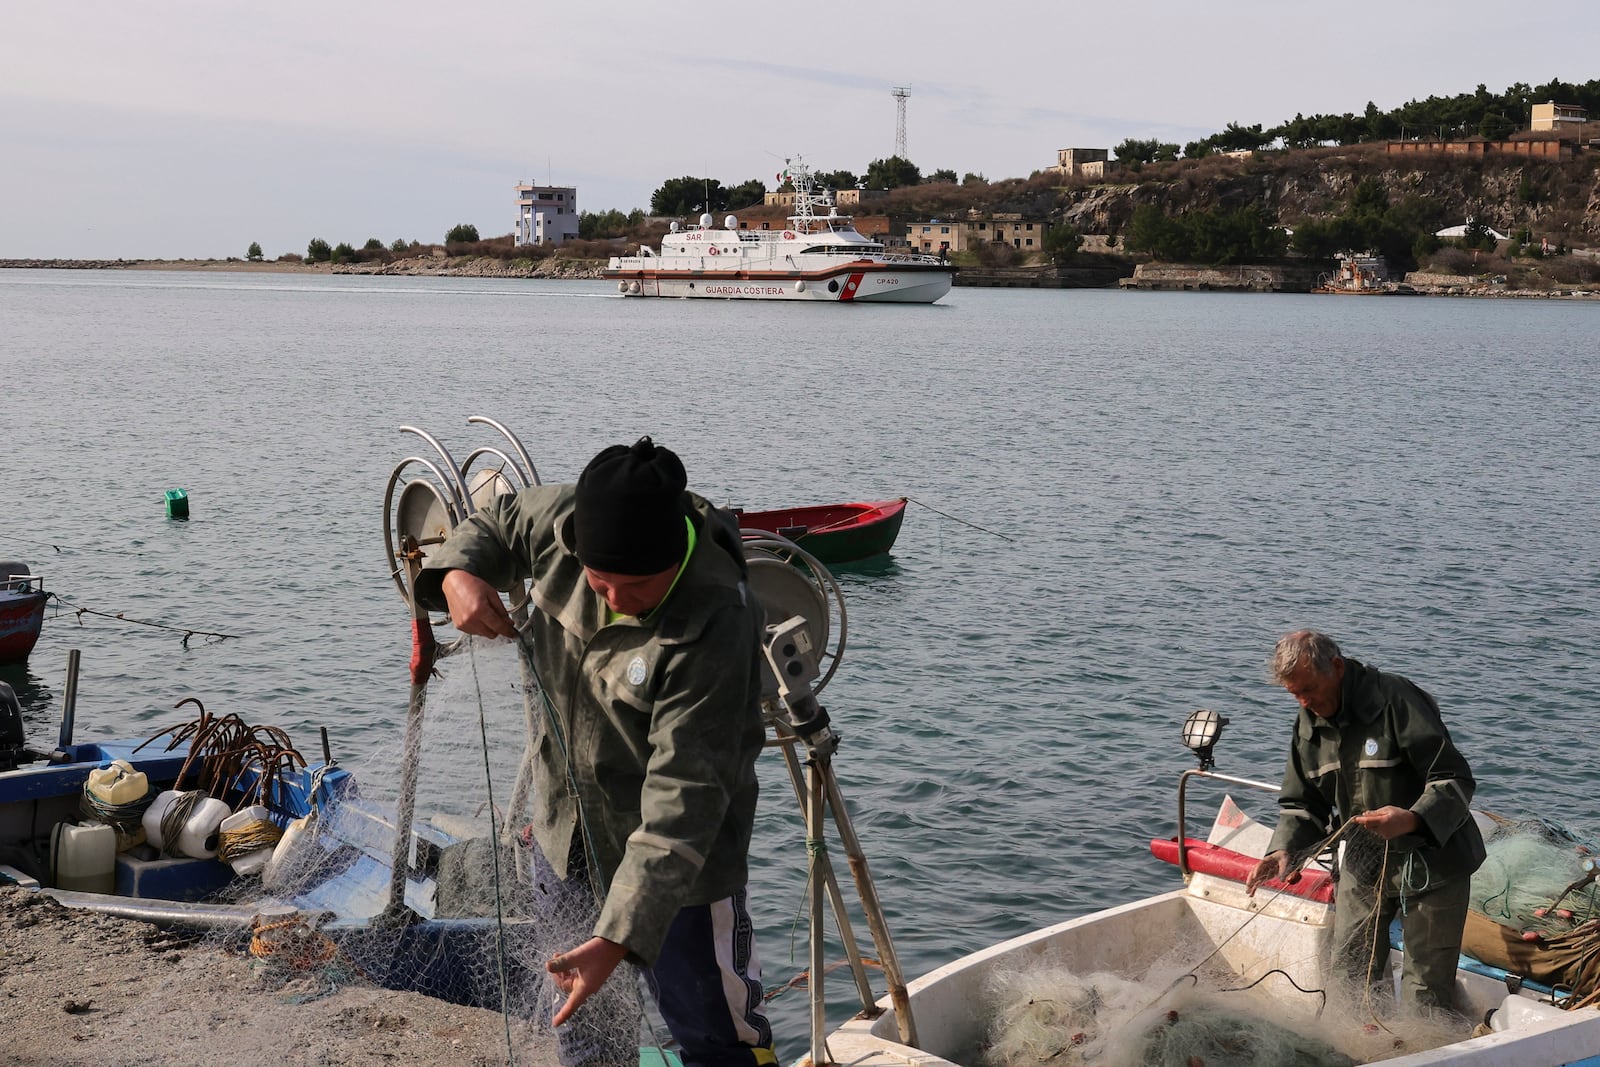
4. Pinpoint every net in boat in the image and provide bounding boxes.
[980,966,1367,1066]
[1461,814,1600,1004]
[977,818,1482,1066]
